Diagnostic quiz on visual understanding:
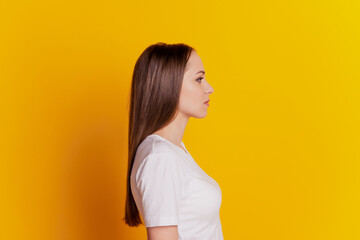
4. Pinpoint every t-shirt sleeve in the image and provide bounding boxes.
[135,152,183,227]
